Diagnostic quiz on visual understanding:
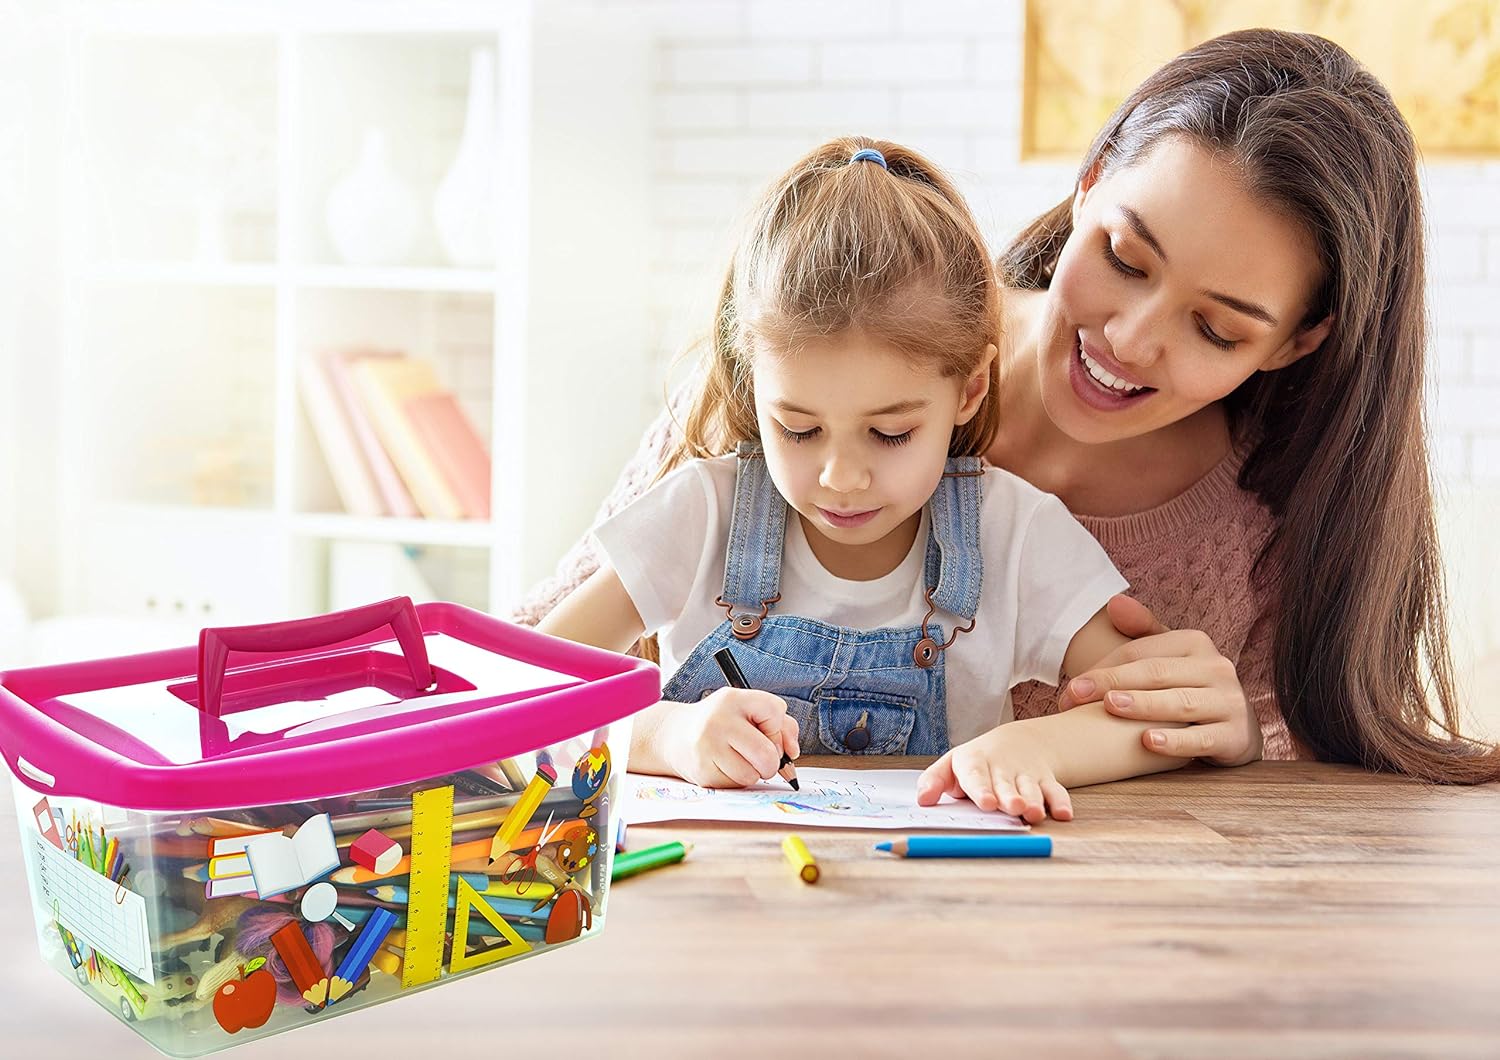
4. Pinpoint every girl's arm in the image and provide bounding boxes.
[1050,605,1190,783]
[536,564,646,655]
[916,606,1188,821]
[536,566,678,778]
[538,566,683,777]
[537,565,799,785]
[1055,595,1266,767]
